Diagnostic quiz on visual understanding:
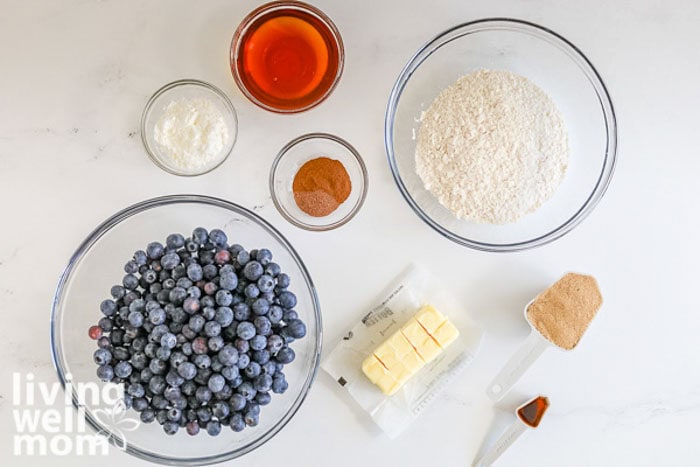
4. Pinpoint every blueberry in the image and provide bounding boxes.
[208,229,228,247]
[211,400,230,419]
[133,250,148,266]
[256,275,274,294]
[204,282,218,296]
[230,413,245,432]
[96,365,114,381]
[114,361,133,379]
[264,262,281,277]
[192,337,208,355]
[283,310,299,322]
[253,374,272,392]
[215,290,233,307]
[237,381,256,401]
[242,261,263,281]
[196,406,212,423]
[277,272,291,288]
[186,263,203,282]
[268,306,283,324]
[204,321,221,337]
[234,338,250,354]
[147,242,164,259]
[278,291,297,309]
[128,311,144,328]
[155,345,171,361]
[98,317,113,332]
[233,303,250,321]
[186,421,200,436]
[166,370,185,388]
[169,287,187,305]
[219,271,238,291]
[251,298,269,316]
[97,336,111,349]
[123,274,139,290]
[287,319,307,339]
[206,420,222,436]
[237,353,250,369]
[218,345,239,366]
[208,336,224,352]
[166,233,185,250]
[131,352,148,370]
[221,365,240,381]
[256,391,272,406]
[187,315,204,333]
[110,285,126,300]
[276,347,295,364]
[215,307,234,327]
[236,322,256,340]
[176,277,193,289]
[236,250,250,266]
[229,393,247,412]
[161,252,180,270]
[272,374,288,394]
[143,269,157,284]
[255,248,272,265]
[208,374,226,393]
[250,335,267,351]
[100,299,117,316]
[163,421,179,435]
[195,386,213,404]
[183,297,200,315]
[140,408,156,424]
[113,346,130,361]
[244,362,261,379]
[124,260,139,274]
[160,332,177,349]
[244,411,259,427]
[254,316,272,336]
[201,264,217,281]
[252,349,270,365]
[192,227,209,245]
[132,397,148,412]
[194,354,211,369]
